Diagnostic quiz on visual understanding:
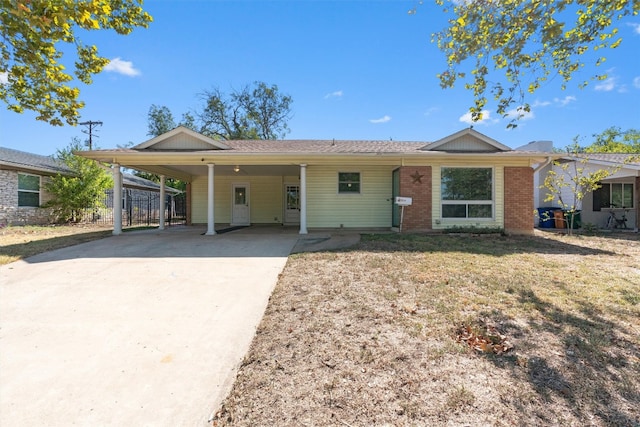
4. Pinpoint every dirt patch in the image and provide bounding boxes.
[292,233,362,253]
[213,232,640,426]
